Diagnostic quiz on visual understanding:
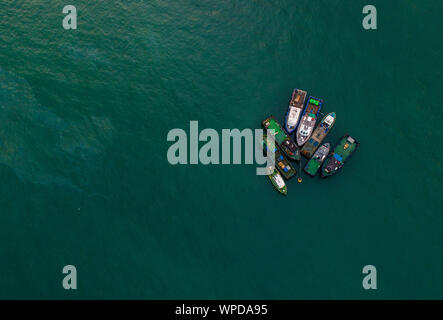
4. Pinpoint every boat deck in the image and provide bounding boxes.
[305,159,321,175]
[301,112,335,158]
[263,117,289,144]
[262,135,296,179]
[336,136,357,160]
[290,89,307,108]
